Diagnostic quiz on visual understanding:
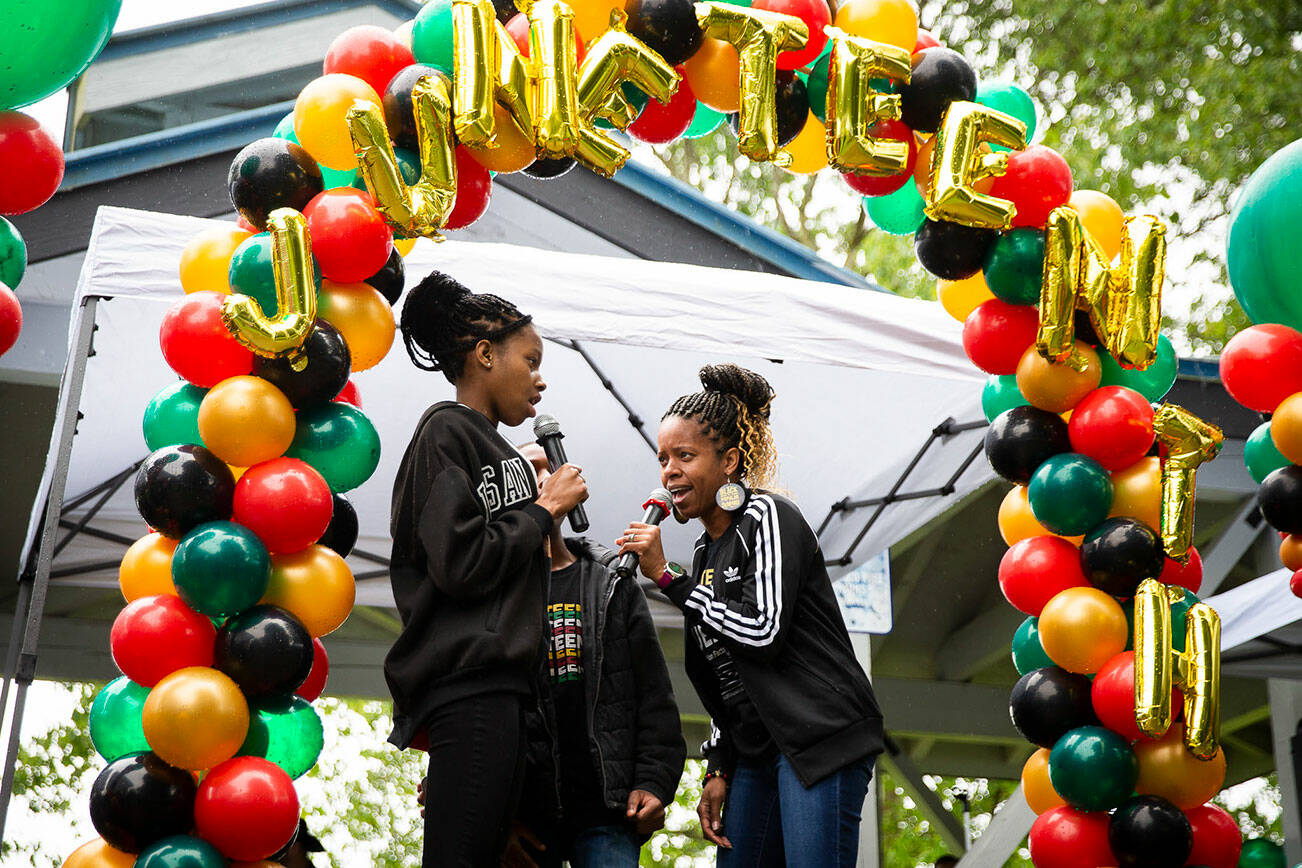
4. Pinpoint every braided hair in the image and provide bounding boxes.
[664,364,779,491]
[399,270,532,383]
